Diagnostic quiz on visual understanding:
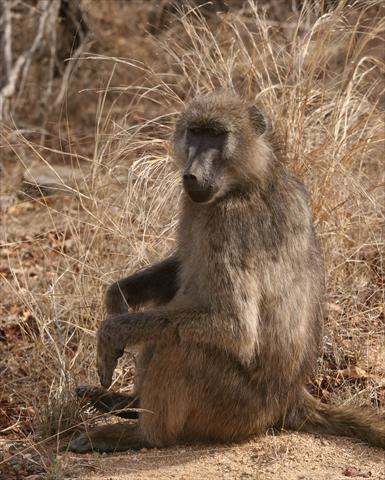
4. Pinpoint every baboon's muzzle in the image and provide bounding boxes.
[183,173,216,203]
[183,145,219,203]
